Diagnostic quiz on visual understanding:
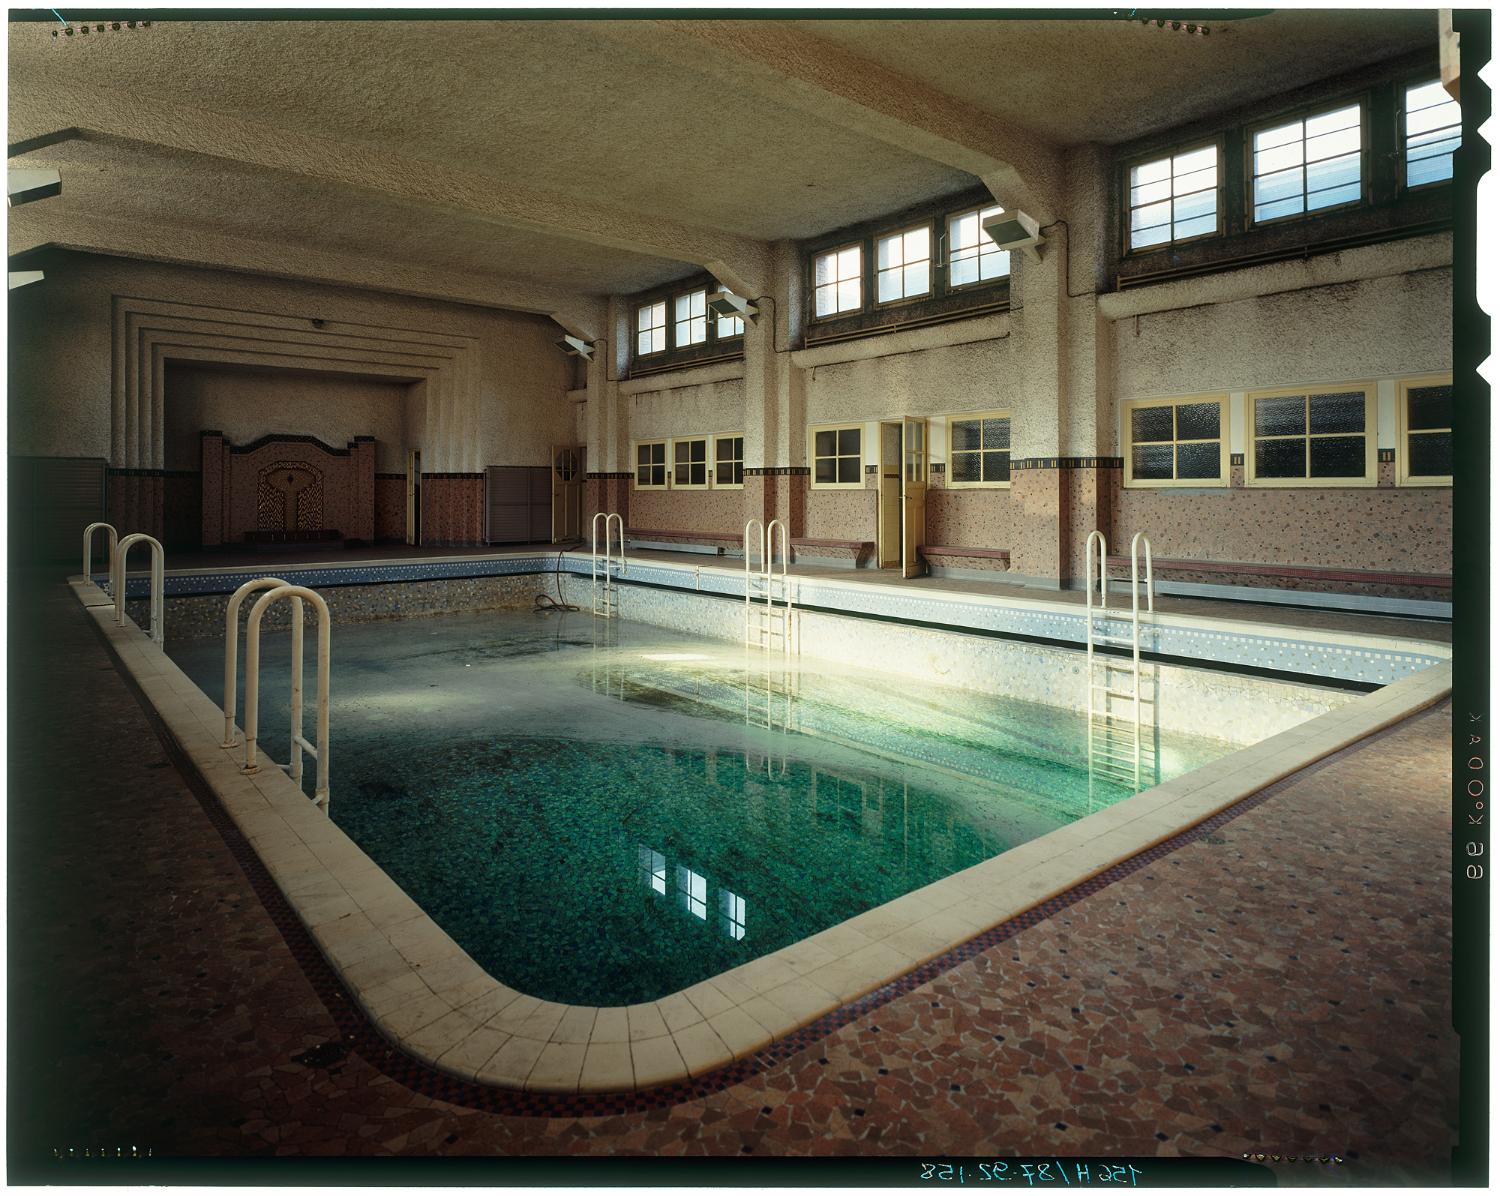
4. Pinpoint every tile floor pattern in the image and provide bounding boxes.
[8,574,1458,1183]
